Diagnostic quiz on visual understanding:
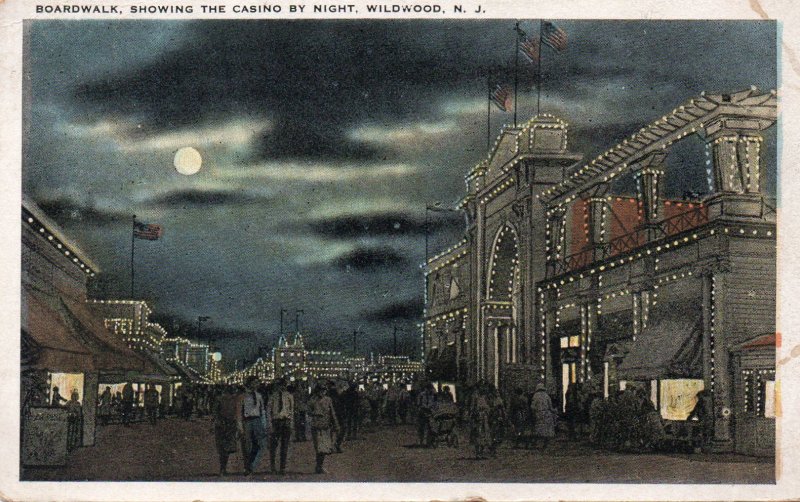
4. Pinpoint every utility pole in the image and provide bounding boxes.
[353,329,364,356]
[279,309,288,336]
[295,309,304,333]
